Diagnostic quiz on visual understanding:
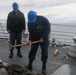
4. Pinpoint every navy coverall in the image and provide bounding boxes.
[28,16,50,62]
[7,10,25,50]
